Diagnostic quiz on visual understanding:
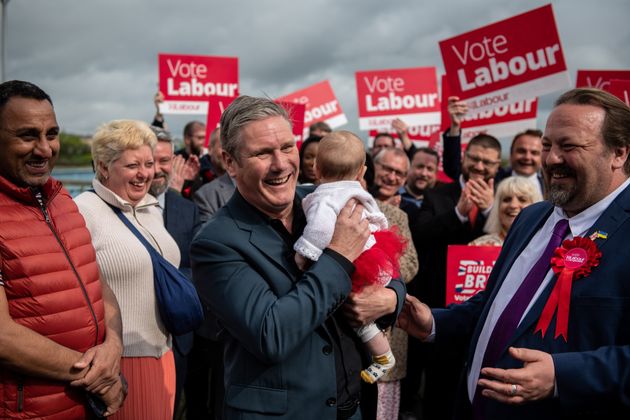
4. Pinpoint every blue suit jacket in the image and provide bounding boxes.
[164,189,202,278]
[433,184,630,419]
[164,189,202,354]
[409,181,487,308]
[191,189,405,419]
